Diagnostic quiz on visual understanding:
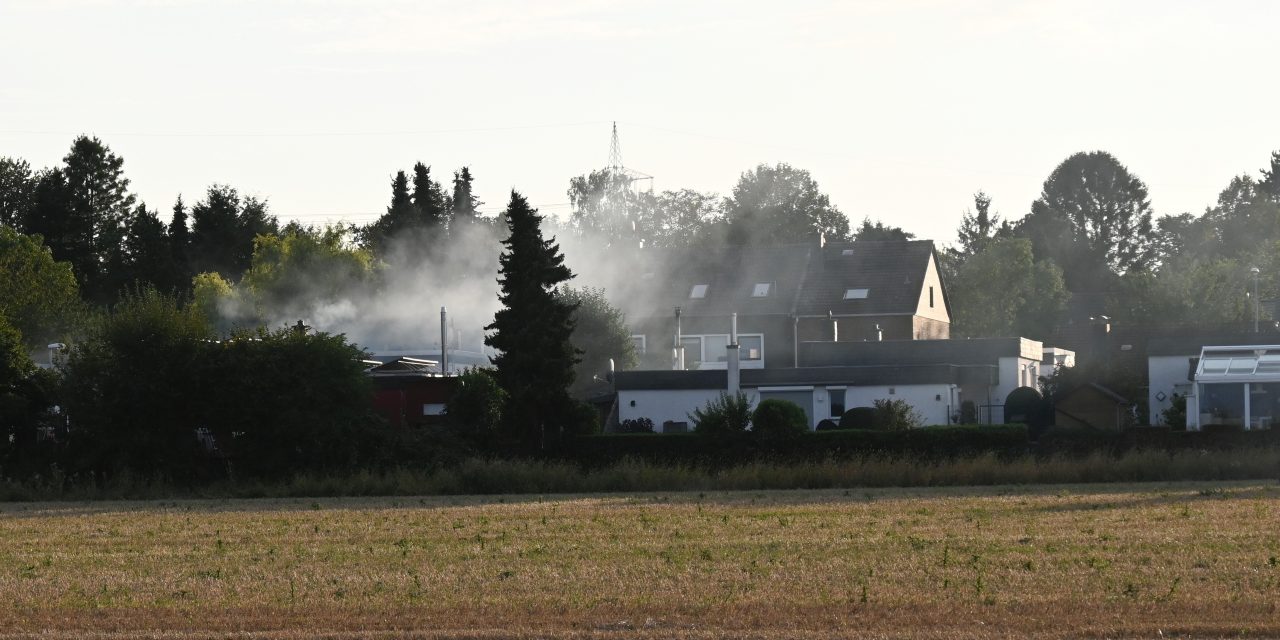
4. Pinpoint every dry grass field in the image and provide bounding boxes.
[1,481,1279,639]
